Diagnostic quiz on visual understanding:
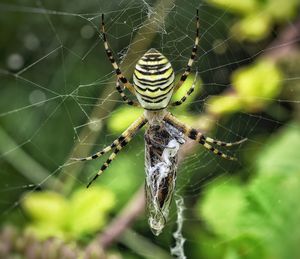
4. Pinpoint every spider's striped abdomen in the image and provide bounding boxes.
[133,48,175,110]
